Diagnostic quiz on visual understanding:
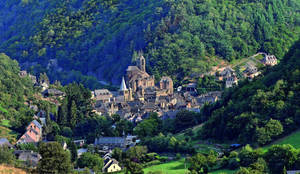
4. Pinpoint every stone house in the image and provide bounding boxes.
[14,150,41,167]
[93,89,113,103]
[102,158,122,173]
[17,120,42,144]
[225,76,238,88]
[261,54,278,66]
[159,76,174,95]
